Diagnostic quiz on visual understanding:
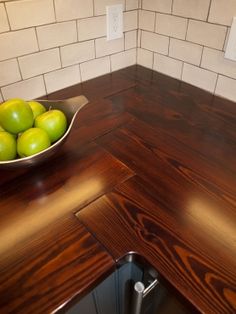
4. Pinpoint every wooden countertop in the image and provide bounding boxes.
[0,66,236,313]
